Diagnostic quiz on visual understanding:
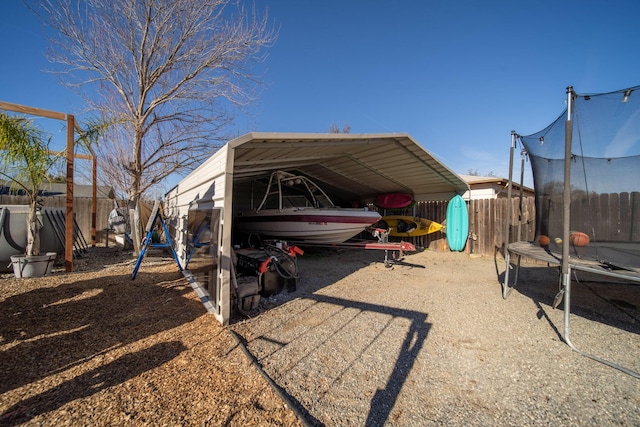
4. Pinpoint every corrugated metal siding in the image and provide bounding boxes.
[165,145,229,267]
[230,133,468,204]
